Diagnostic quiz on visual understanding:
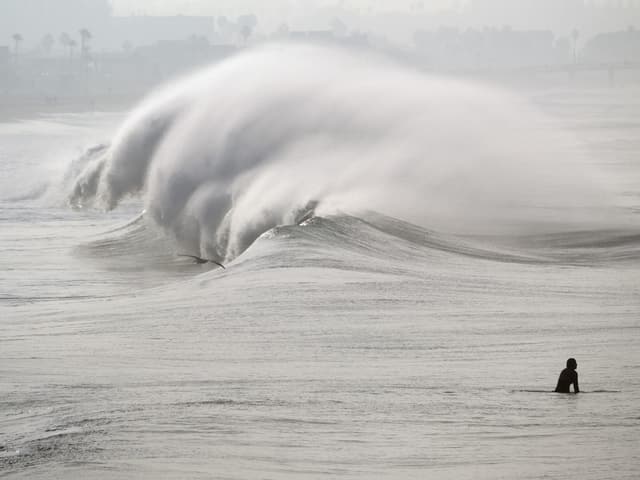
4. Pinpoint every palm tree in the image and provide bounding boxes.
[59,32,71,56]
[79,28,92,60]
[237,14,257,45]
[12,33,23,60]
[239,25,252,44]
[78,29,93,96]
[122,40,133,54]
[69,39,77,60]
[41,33,55,56]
